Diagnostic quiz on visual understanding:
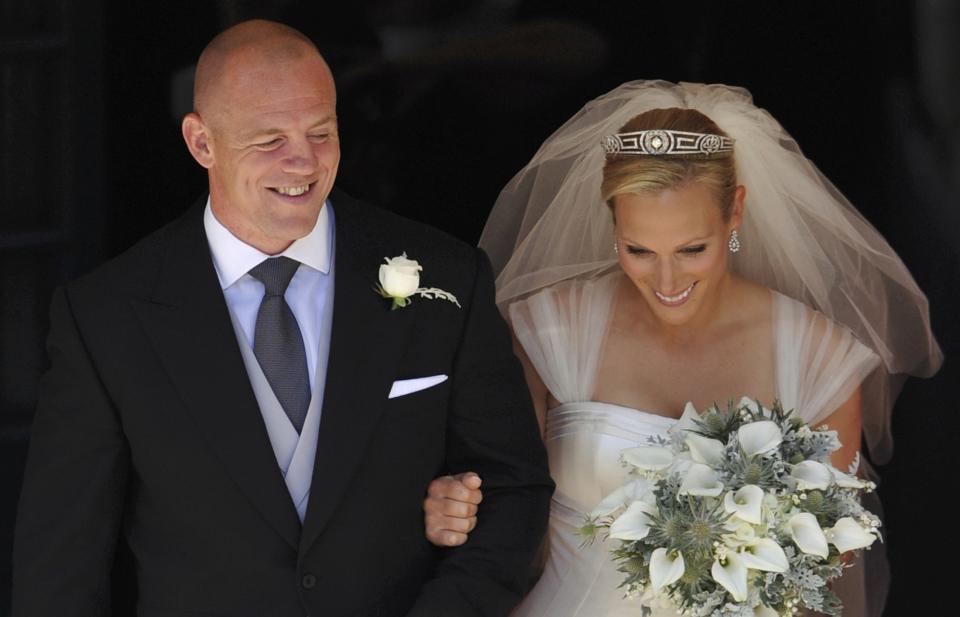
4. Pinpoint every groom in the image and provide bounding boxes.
[12,20,551,617]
